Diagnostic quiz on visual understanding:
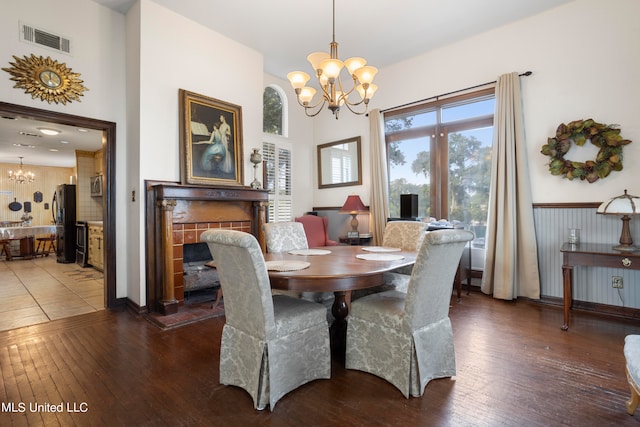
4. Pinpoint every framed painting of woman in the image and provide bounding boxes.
[179,89,244,186]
